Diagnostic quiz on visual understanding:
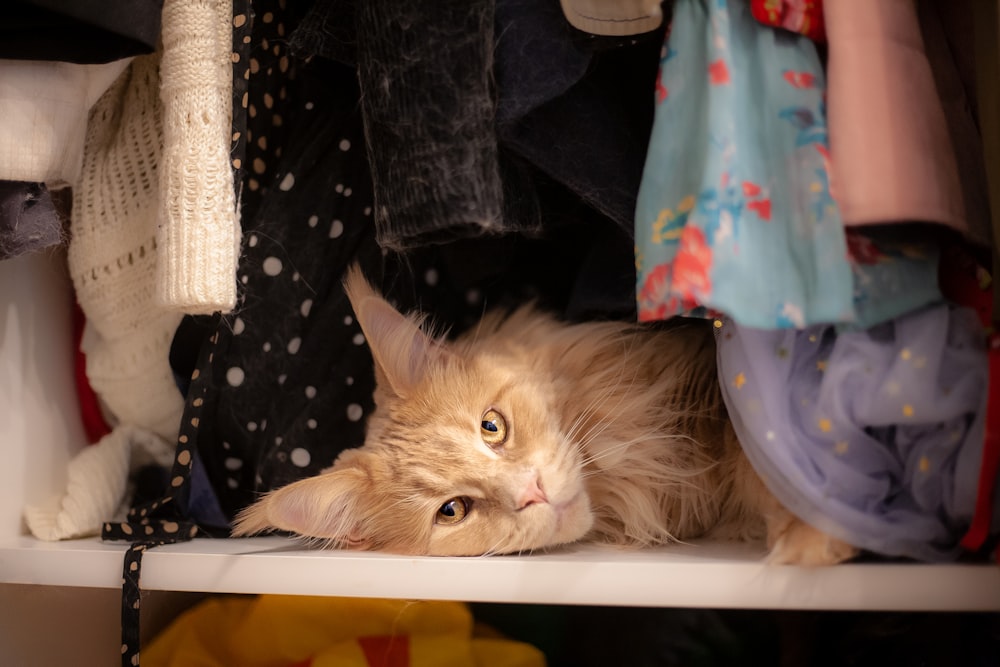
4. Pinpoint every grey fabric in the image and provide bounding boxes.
[0,181,63,260]
[356,0,515,250]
